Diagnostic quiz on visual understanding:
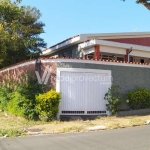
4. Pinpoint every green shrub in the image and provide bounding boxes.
[127,88,150,110]
[0,73,47,120]
[17,76,45,120]
[36,89,61,121]
[104,86,121,115]
[7,91,25,117]
[0,87,12,110]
